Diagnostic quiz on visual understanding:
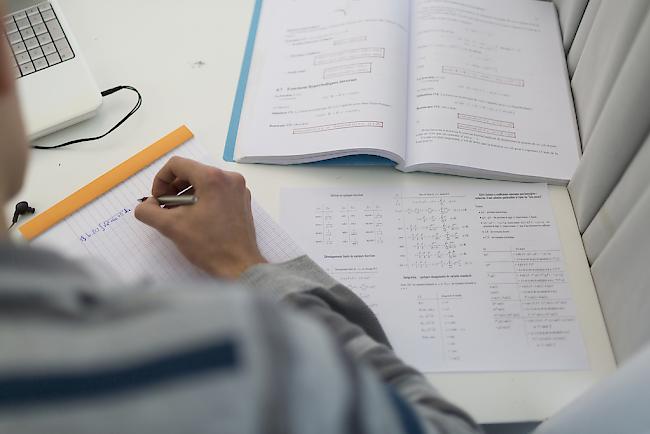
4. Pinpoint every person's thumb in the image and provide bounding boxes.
[135,198,174,236]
